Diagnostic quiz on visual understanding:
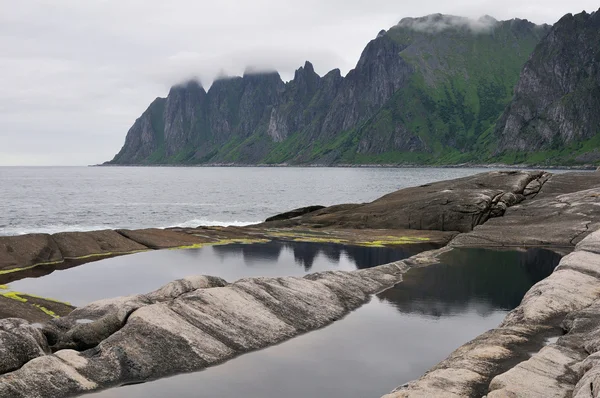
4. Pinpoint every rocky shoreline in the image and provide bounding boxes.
[1,170,600,397]
[94,163,599,170]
